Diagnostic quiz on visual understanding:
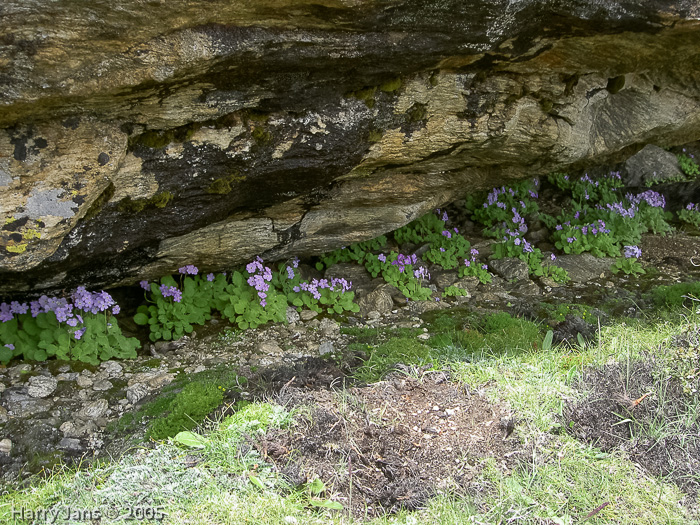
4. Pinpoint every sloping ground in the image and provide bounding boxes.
[564,354,700,503]
[259,368,521,518]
